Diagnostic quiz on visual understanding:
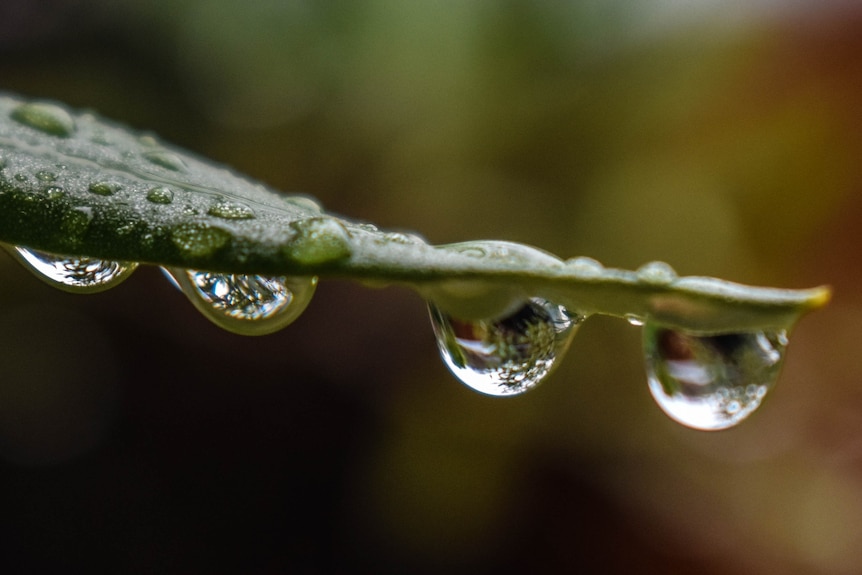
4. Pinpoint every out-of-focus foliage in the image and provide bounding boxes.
[0,1,859,573]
